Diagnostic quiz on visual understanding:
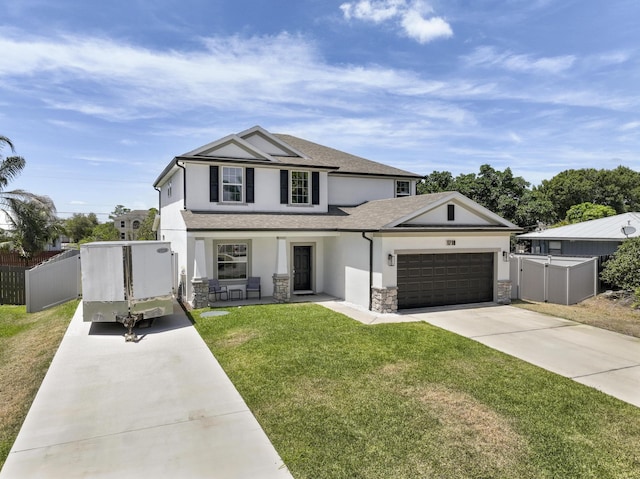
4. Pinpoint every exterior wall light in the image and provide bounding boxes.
[388,254,395,266]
